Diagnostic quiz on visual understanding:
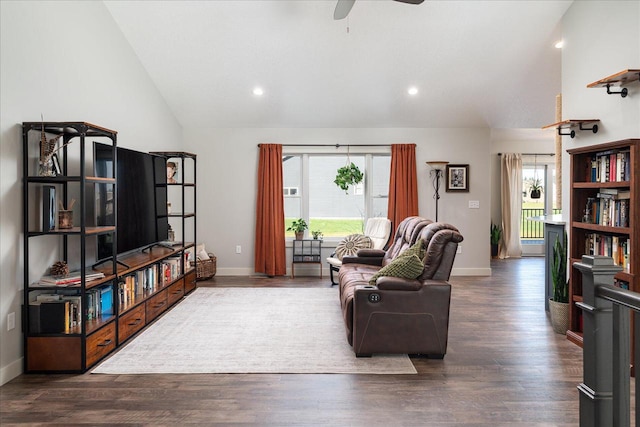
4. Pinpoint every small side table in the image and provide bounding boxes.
[291,239,322,278]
